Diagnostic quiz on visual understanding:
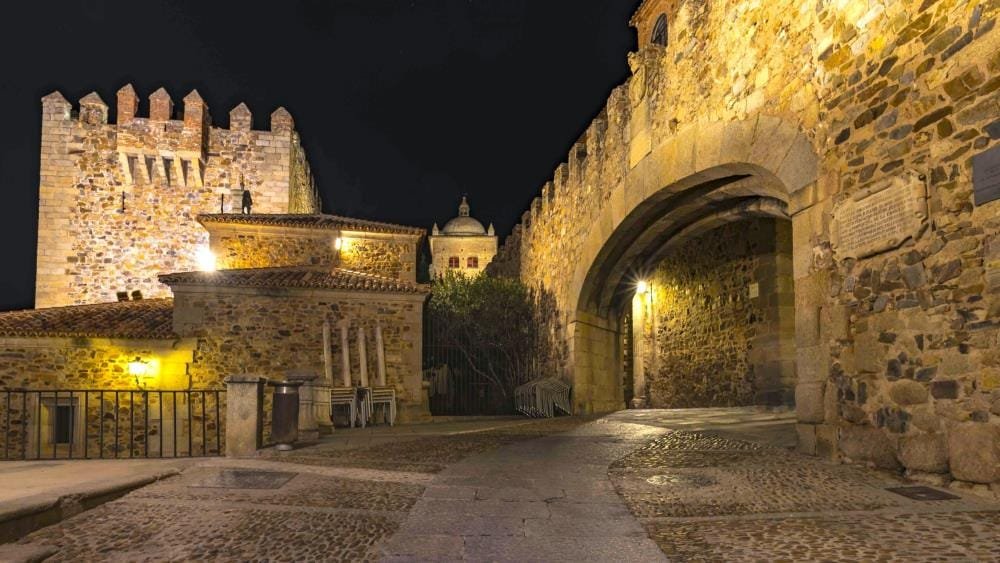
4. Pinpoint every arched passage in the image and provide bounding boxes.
[565,117,818,414]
